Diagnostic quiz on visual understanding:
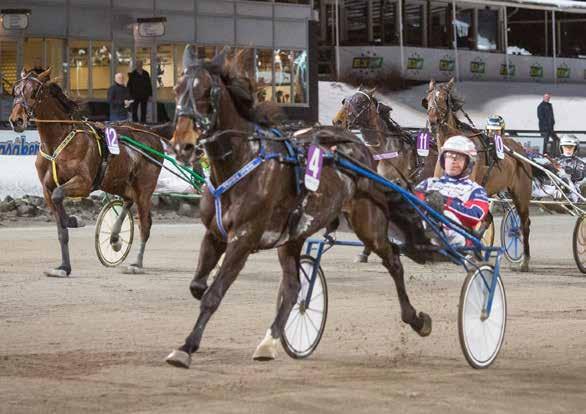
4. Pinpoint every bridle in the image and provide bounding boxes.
[343,90,375,129]
[174,66,222,137]
[10,73,45,127]
[427,84,476,128]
